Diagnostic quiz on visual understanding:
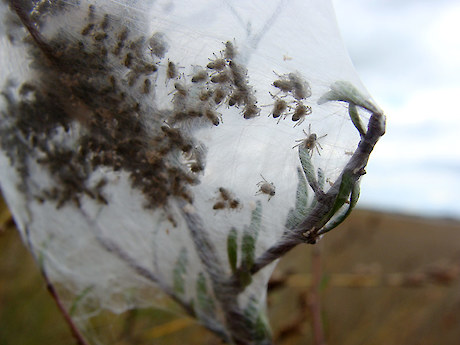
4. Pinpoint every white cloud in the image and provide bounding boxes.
[425,4,460,82]
[333,0,460,218]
